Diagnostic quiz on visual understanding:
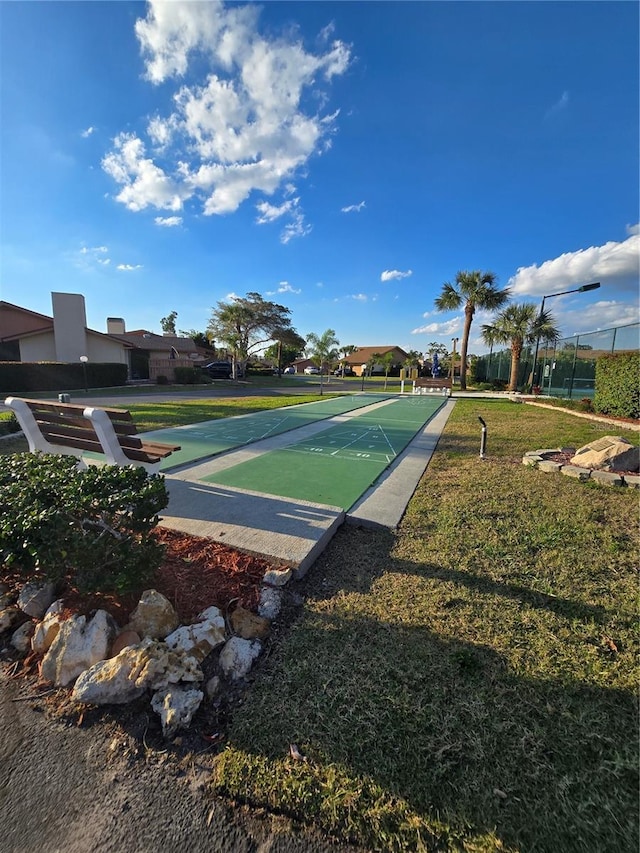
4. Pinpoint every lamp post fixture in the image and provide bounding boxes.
[80,355,89,392]
[531,282,600,387]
